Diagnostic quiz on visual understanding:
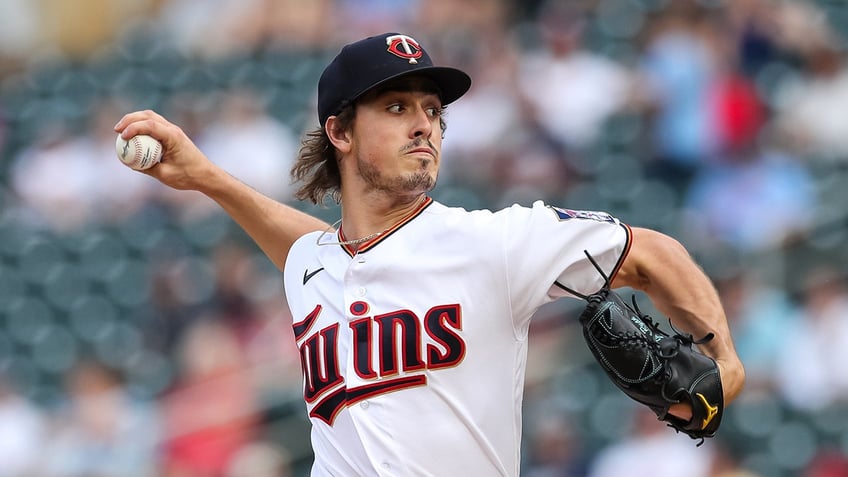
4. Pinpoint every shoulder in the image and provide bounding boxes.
[426,199,624,229]
[421,200,537,231]
[499,200,622,228]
